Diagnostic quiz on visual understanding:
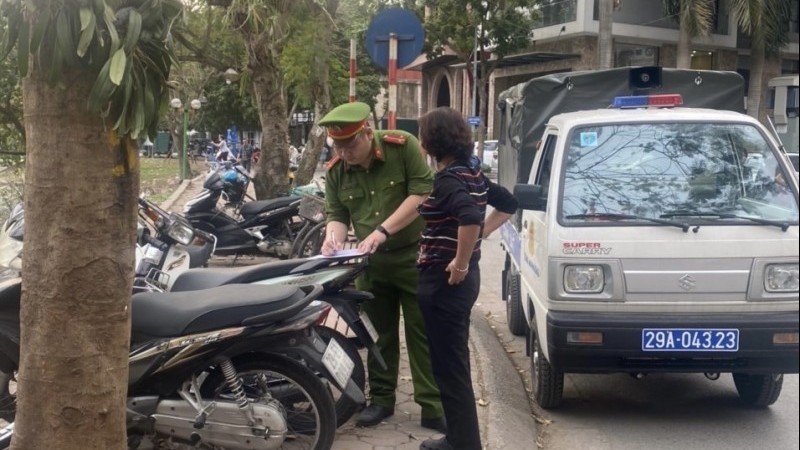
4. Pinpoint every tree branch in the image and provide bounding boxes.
[172,29,235,73]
